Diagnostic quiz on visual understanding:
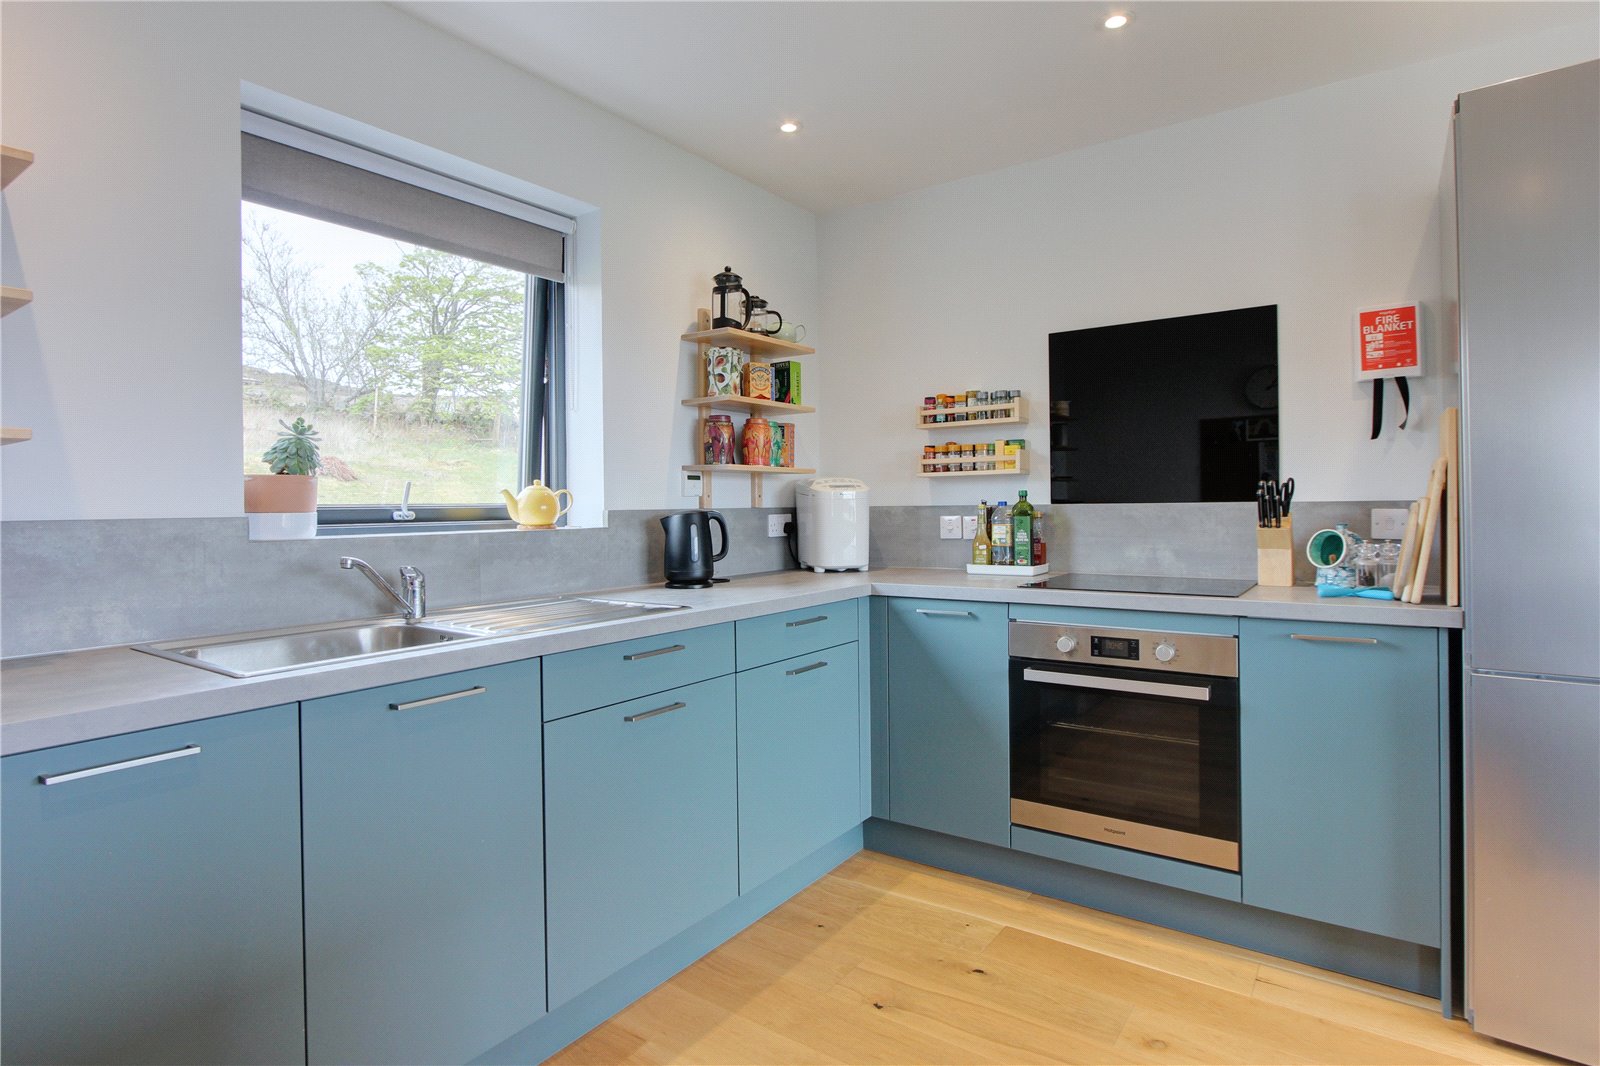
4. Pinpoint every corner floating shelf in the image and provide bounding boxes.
[682,395,815,416]
[1,145,32,189]
[681,320,818,508]
[1,427,33,445]
[918,453,1029,478]
[680,327,815,358]
[916,397,1028,429]
[1,286,32,317]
